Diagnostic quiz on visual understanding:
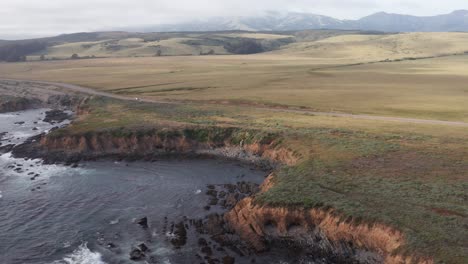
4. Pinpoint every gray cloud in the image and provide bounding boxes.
[1,0,467,39]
